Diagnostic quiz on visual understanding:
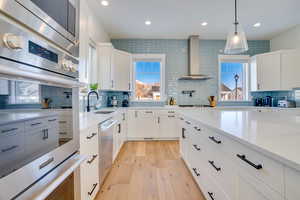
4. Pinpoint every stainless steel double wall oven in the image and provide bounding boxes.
[0,0,80,199]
